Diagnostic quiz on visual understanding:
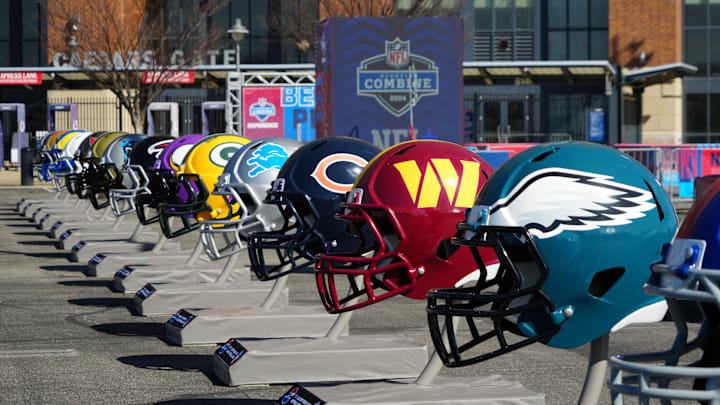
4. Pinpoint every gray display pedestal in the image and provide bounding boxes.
[101,238,217,280]
[133,254,287,316]
[211,296,427,386]
[165,275,343,346]
[70,224,181,262]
